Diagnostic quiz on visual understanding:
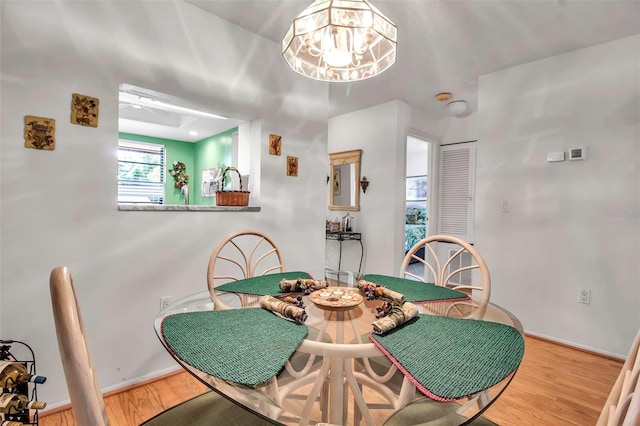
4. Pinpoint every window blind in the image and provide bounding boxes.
[117,140,165,204]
